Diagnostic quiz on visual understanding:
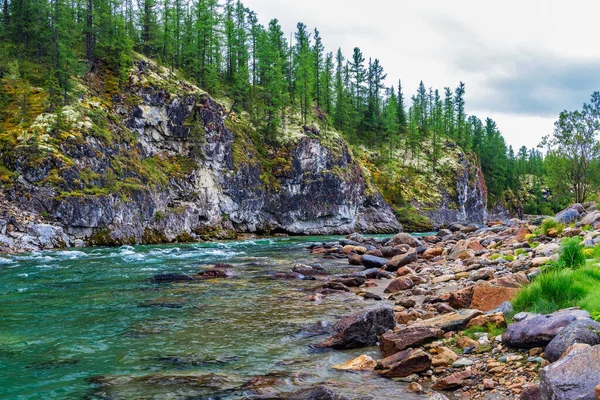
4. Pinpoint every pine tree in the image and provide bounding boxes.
[293,22,313,124]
